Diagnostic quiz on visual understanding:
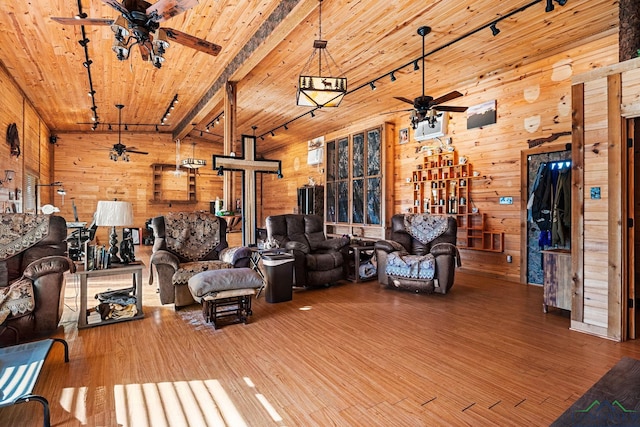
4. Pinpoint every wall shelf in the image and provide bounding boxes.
[150,163,197,204]
[410,150,503,252]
